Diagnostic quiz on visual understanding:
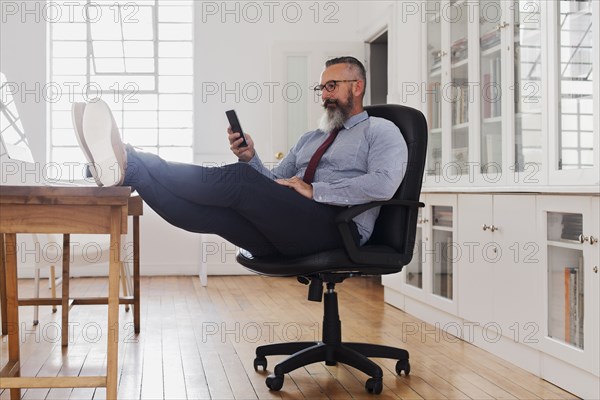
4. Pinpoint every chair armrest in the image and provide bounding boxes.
[335,199,424,224]
[335,199,424,265]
